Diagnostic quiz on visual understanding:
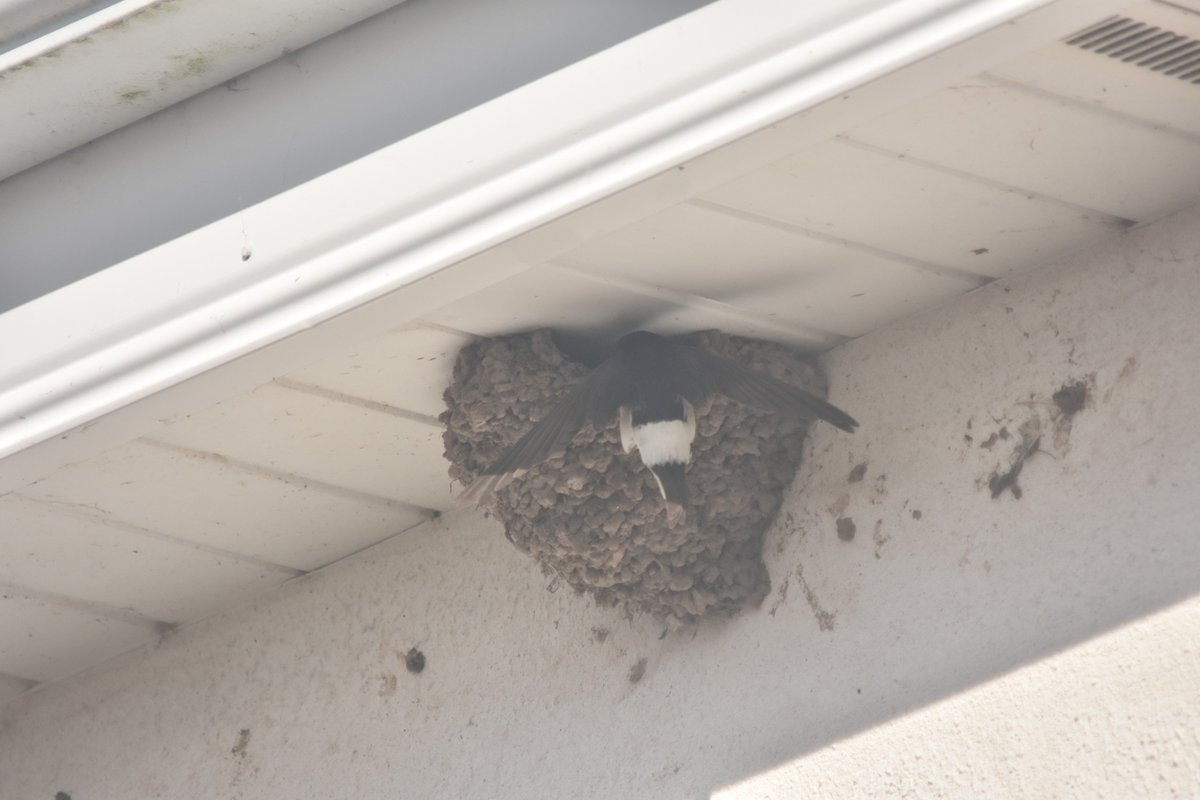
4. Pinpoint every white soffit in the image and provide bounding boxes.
[0,0,406,182]
[20,438,431,571]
